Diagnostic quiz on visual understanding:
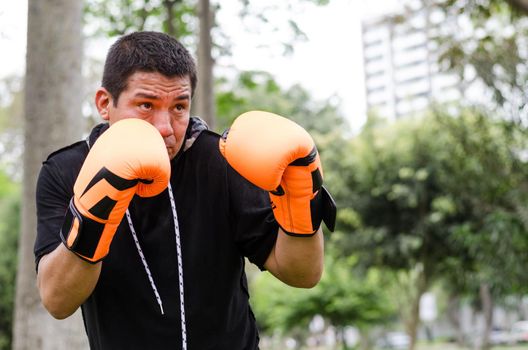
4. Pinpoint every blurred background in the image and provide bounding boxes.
[2,0,528,349]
